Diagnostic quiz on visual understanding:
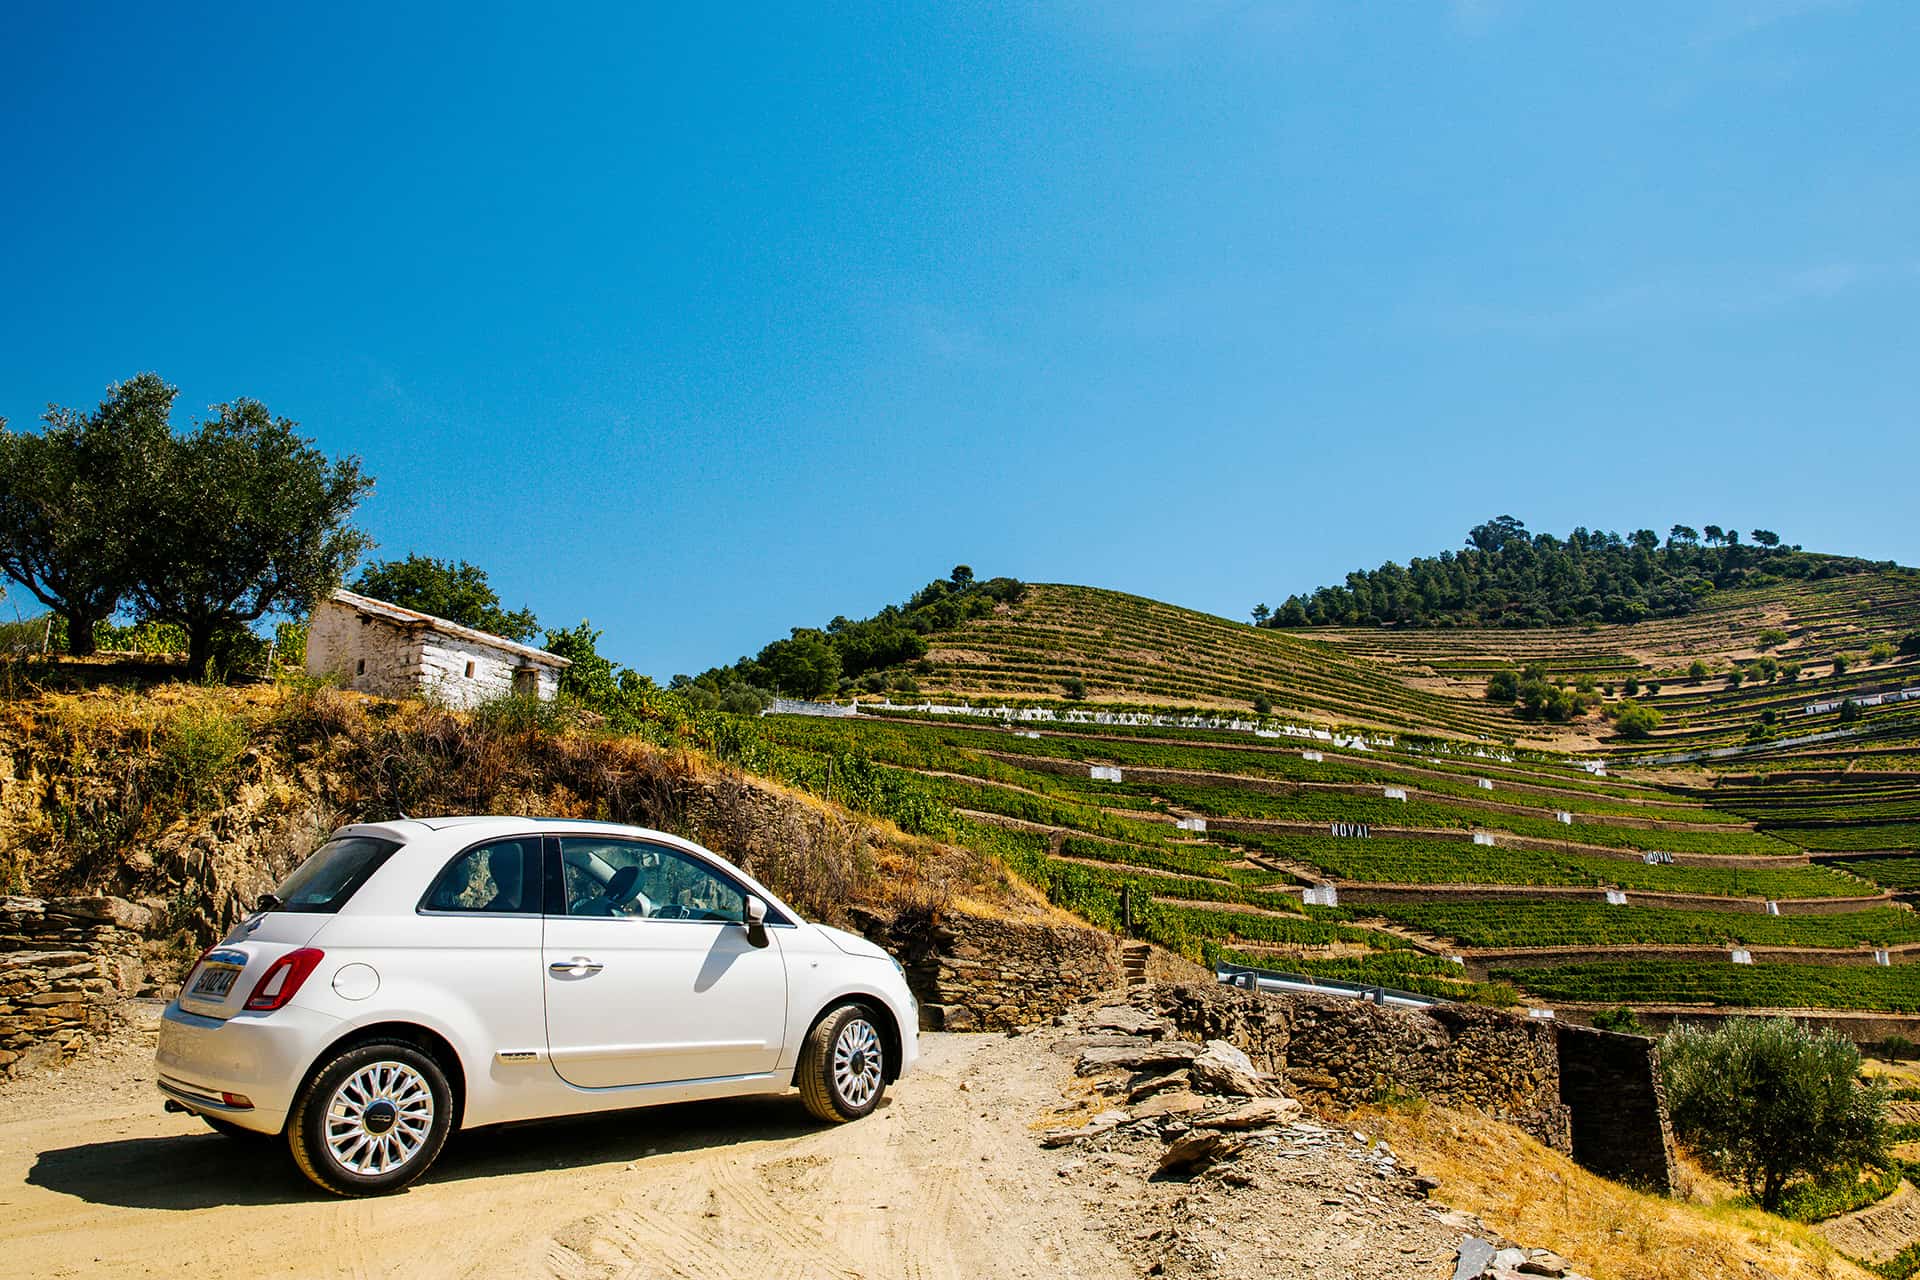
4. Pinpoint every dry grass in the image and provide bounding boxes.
[0,675,1047,934]
[1347,1101,1872,1280]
